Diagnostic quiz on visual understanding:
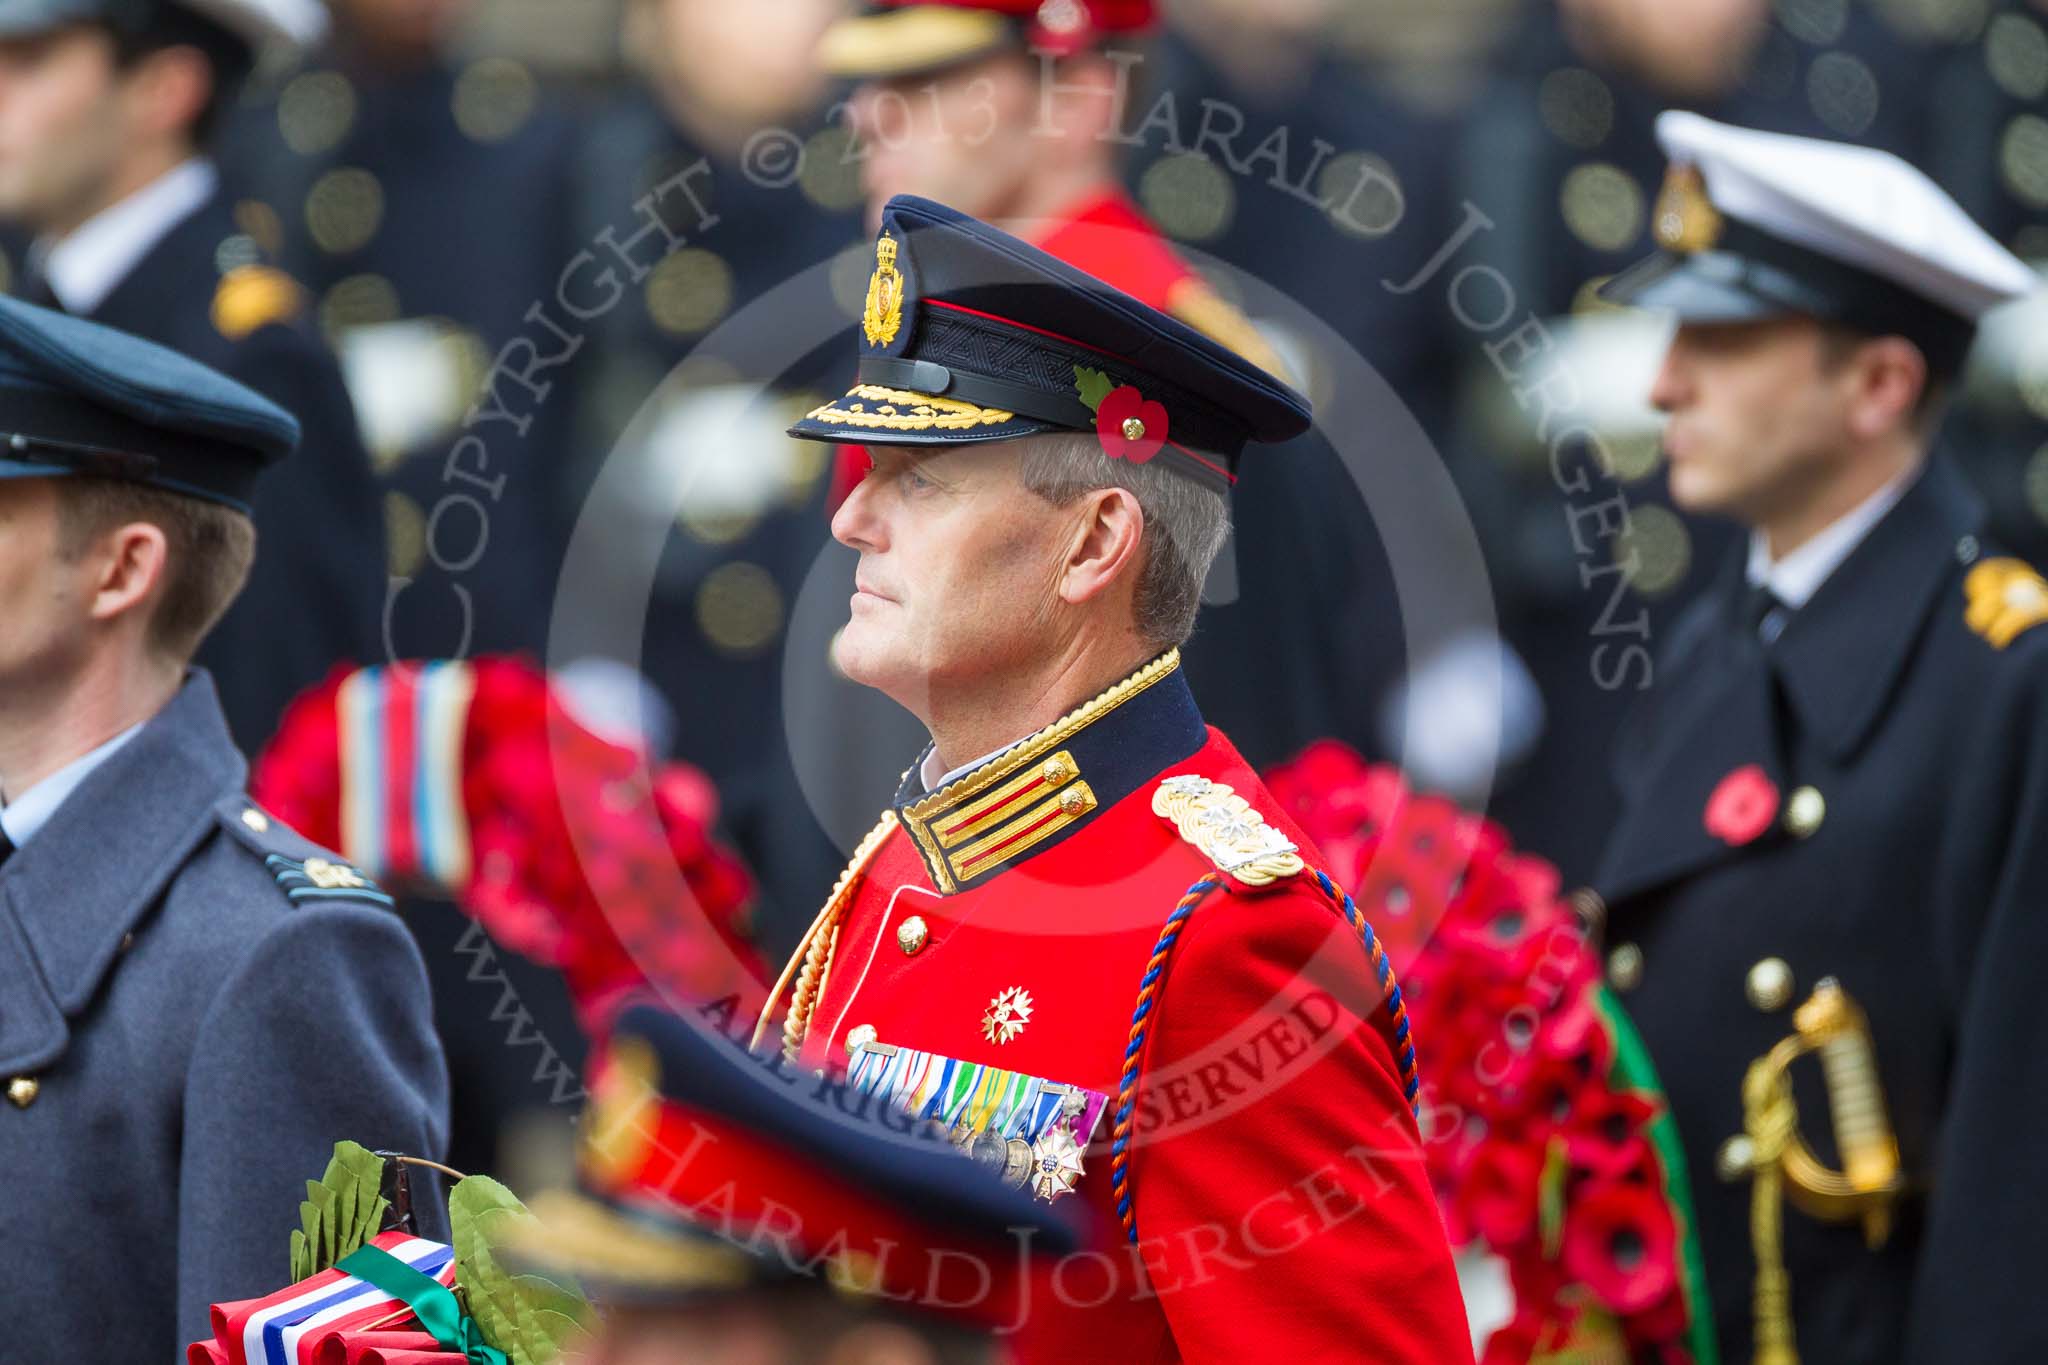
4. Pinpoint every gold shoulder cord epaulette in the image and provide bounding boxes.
[751,811,899,1060]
